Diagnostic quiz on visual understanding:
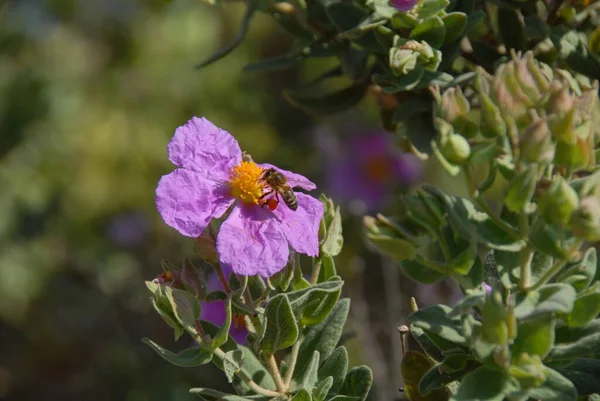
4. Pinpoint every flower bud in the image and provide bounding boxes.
[441,133,471,164]
[482,290,508,345]
[504,164,538,213]
[520,118,555,164]
[389,38,441,75]
[538,176,579,226]
[193,227,219,264]
[571,194,600,241]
